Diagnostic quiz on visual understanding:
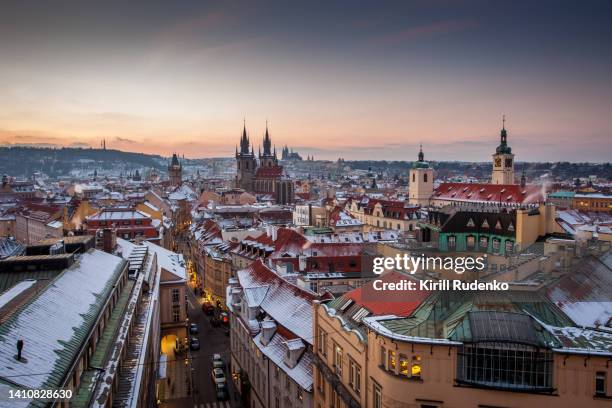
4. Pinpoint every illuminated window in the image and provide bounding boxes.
[333,343,343,376]
[388,350,396,372]
[399,354,409,376]
[466,235,475,249]
[411,355,422,378]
